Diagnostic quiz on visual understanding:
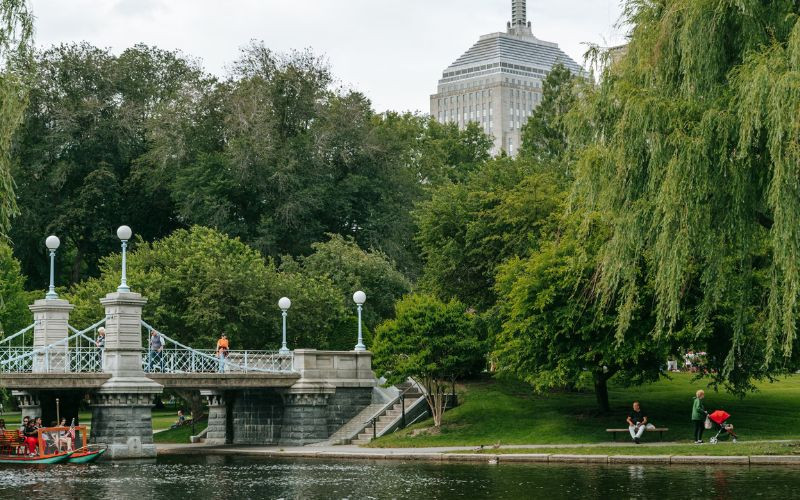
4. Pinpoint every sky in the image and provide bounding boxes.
[28,0,627,113]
